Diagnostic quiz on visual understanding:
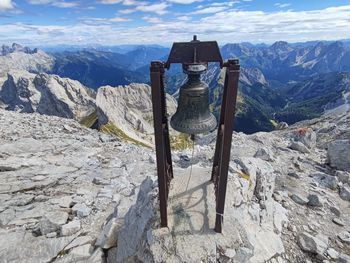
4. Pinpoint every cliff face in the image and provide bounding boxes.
[96,83,177,147]
[0,70,96,120]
